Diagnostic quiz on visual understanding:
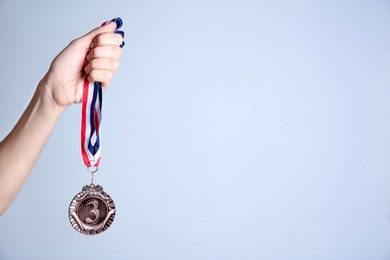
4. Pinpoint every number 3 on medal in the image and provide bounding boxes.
[85,199,100,224]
